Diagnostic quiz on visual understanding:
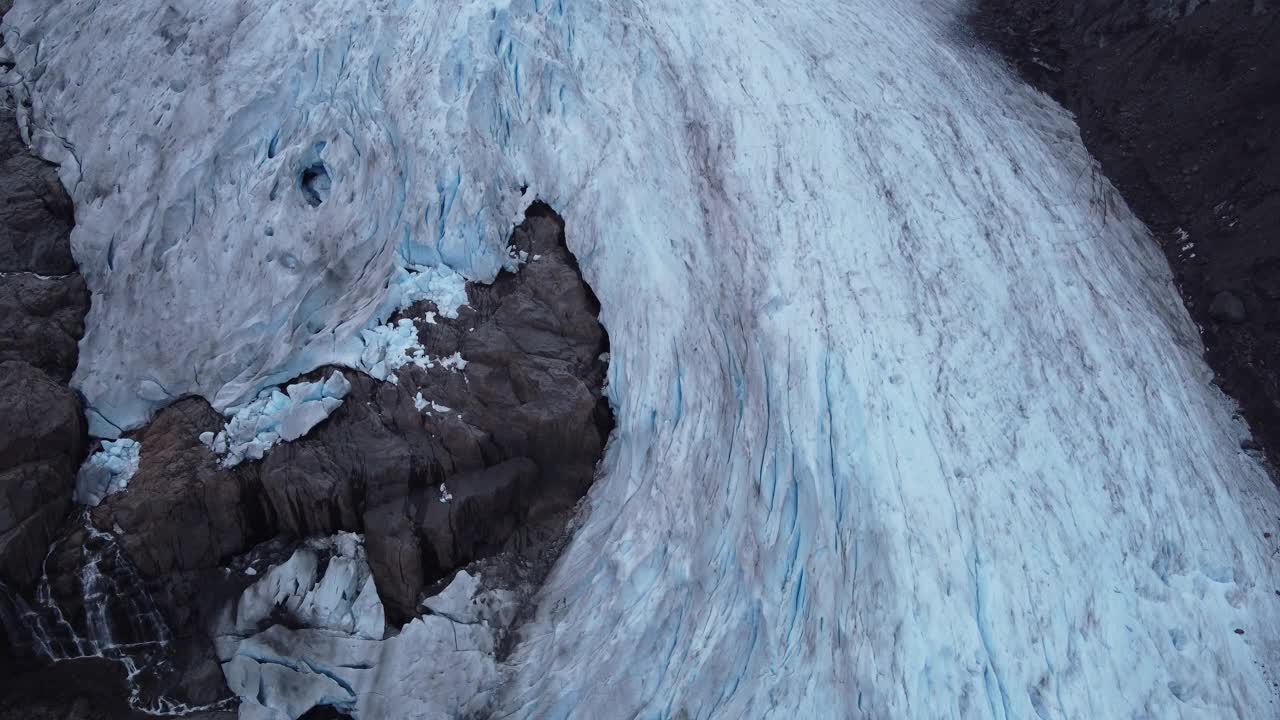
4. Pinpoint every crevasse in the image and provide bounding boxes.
[4,0,1279,717]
